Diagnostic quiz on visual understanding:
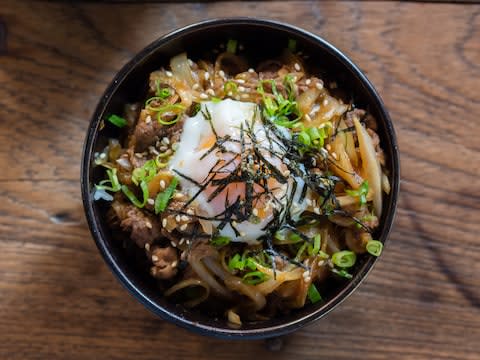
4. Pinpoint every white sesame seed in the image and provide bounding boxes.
[145,243,150,251]
[99,153,107,160]
[318,260,325,266]
[204,72,210,80]
[171,261,178,268]
[316,82,324,90]
[314,207,321,214]
[305,276,311,283]
[302,271,310,278]
[181,215,189,222]
[165,71,173,77]
[152,255,158,262]
[206,88,215,96]
[145,115,152,124]
[192,83,200,90]
[162,219,167,227]
[305,114,312,122]
[134,153,143,158]
[146,221,152,229]
[252,208,258,216]
[326,144,331,151]
[188,59,194,66]
[162,137,170,145]
[305,79,311,85]
[171,241,177,248]
[323,99,329,106]
[331,152,338,160]
[241,93,249,99]
[186,209,194,215]
[180,224,188,231]
[219,70,225,78]
[186,239,191,245]
[284,170,291,176]
[236,79,245,84]
[294,63,301,71]
[147,198,155,206]
[160,180,166,189]
[238,86,246,92]
[227,91,233,97]
[159,145,168,152]
[248,68,255,73]
[175,215,181,222]
[200,93,208,99]
[174,193,183,199]
[306,199,312,206]
[179,238,185,246]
